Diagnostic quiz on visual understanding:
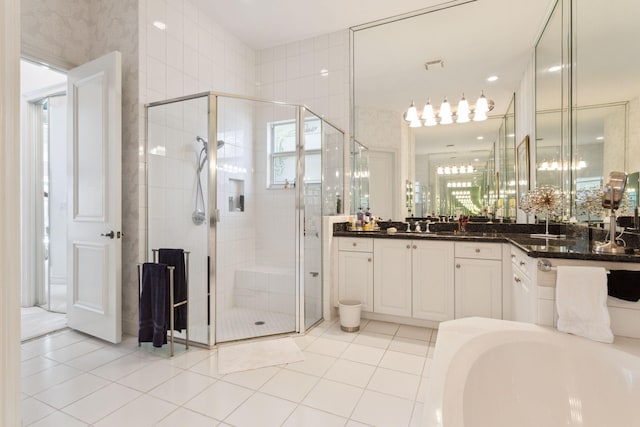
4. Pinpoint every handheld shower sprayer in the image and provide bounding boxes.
[191,136,226,226]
